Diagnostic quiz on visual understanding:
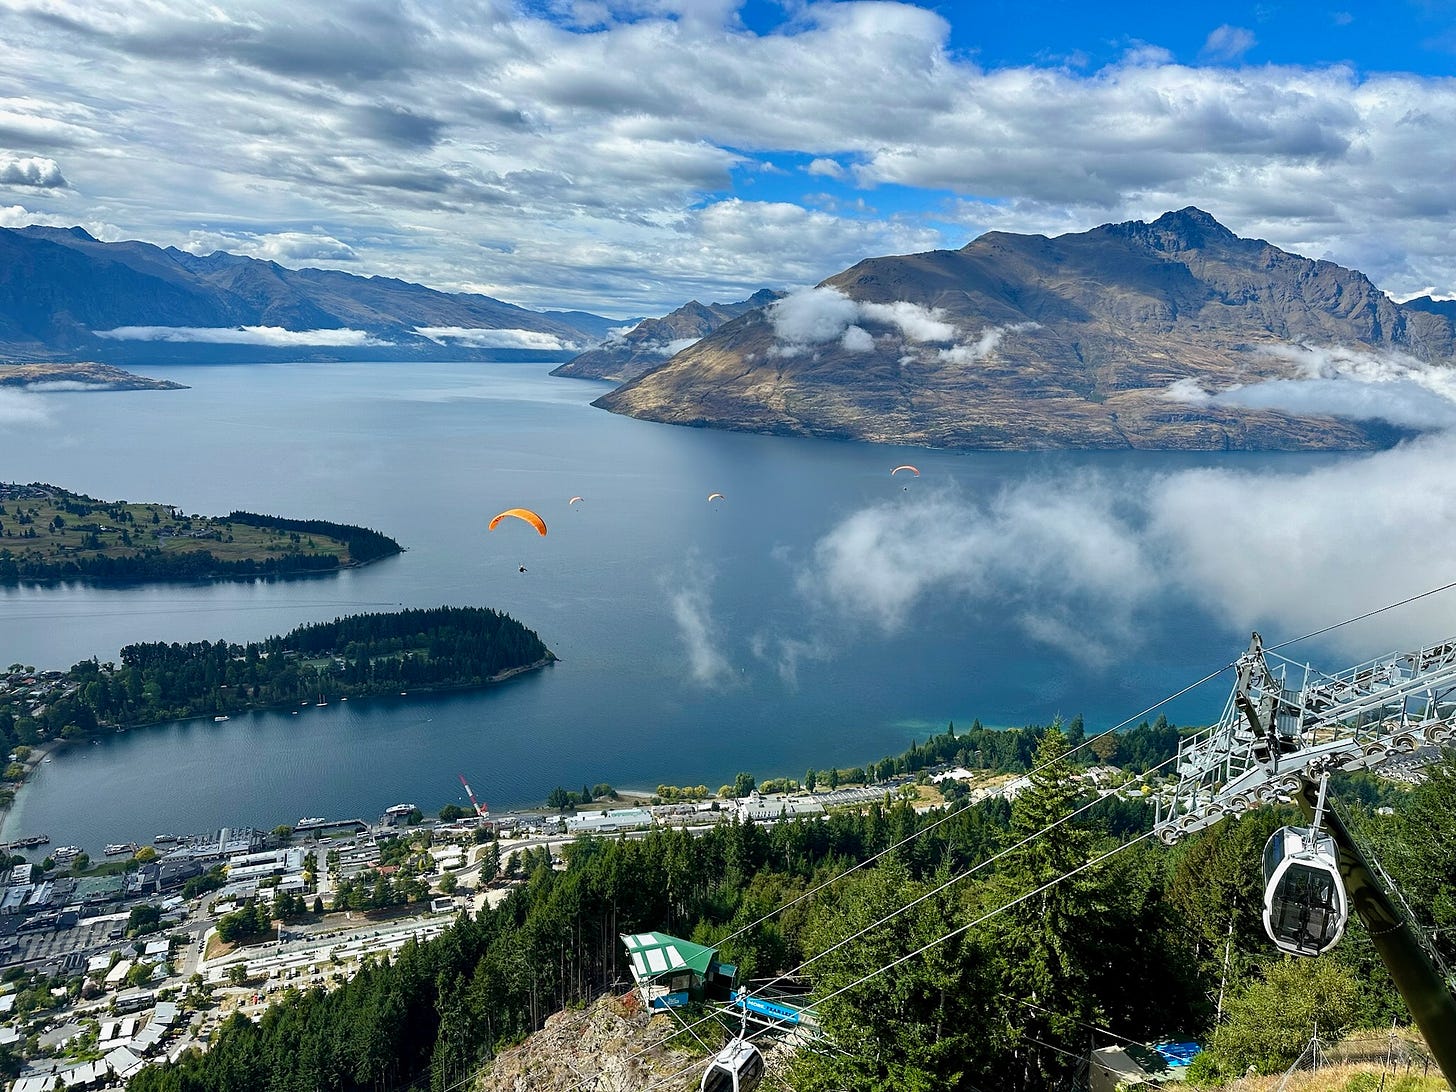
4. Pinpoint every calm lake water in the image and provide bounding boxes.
[0,361,1335,851]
